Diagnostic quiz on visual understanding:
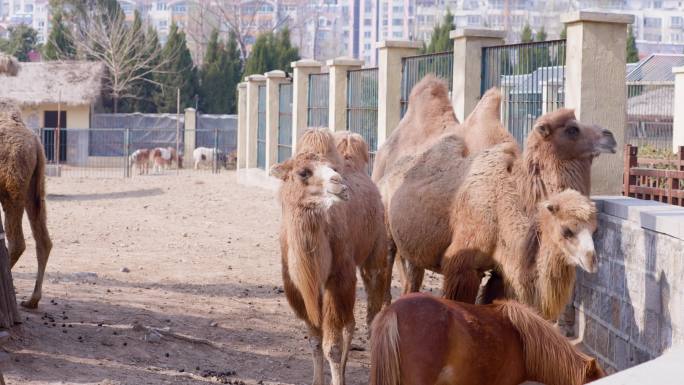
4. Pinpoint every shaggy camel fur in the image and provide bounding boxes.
[371,293,605,385]
[374,77,616,302]
[0,100,52,308]
[272,128,388,385]
[0,54,18,76]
